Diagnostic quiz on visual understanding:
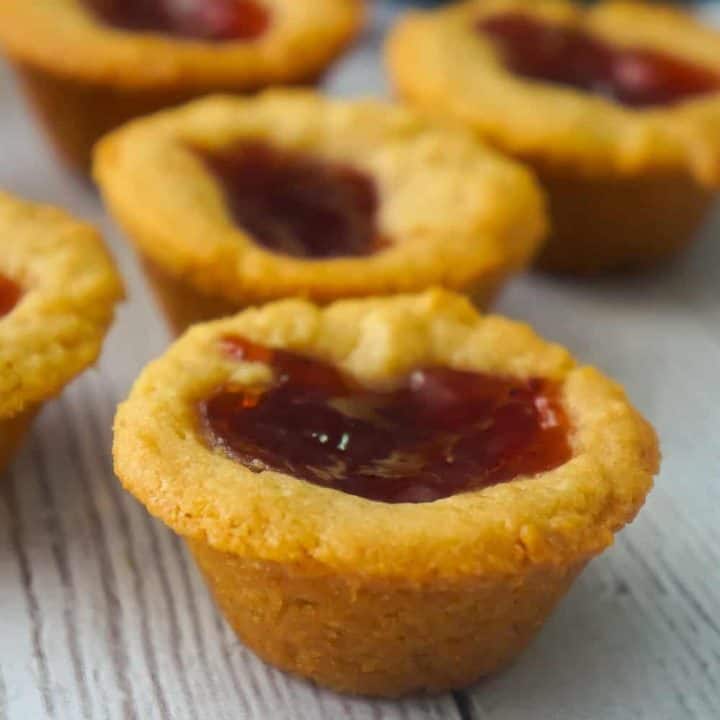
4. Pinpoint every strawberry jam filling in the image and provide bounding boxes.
[198,336,572,504]
[198,143,386,259]
[0,275,21,318]
[478,12,720,107]
[83,0,270,42]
